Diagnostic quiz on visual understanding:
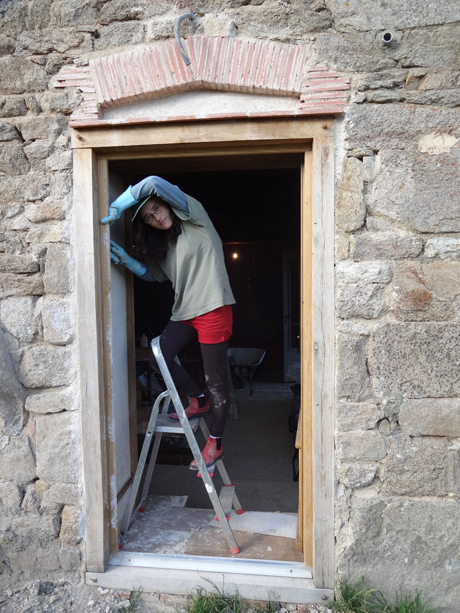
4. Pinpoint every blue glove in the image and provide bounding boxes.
[101,187,138,224]
[110,240,147,278]
[101,177,189,225]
